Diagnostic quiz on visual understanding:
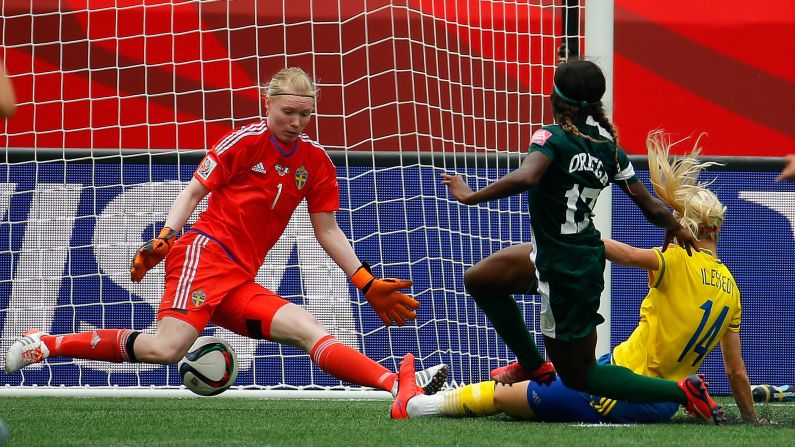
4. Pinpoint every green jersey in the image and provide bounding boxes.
[528,121,637,283]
